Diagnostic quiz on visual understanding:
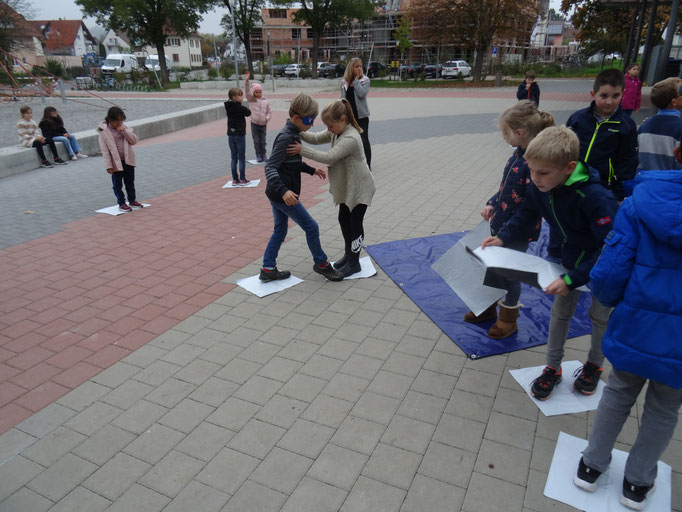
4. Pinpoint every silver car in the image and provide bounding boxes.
[442,60,472,78]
